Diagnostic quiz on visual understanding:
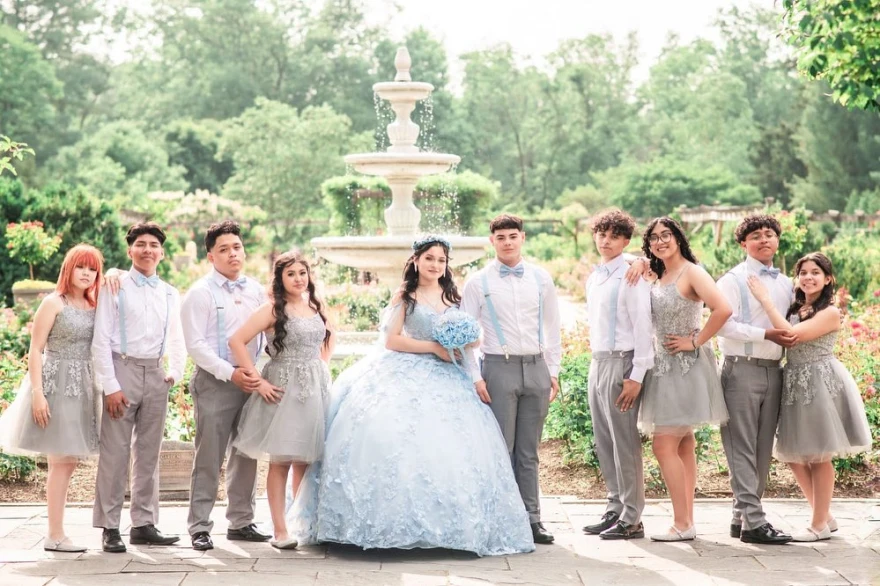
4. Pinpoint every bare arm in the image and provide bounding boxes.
[229,303,275,372]
[687,265,732,345]
[748,277,841,342]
